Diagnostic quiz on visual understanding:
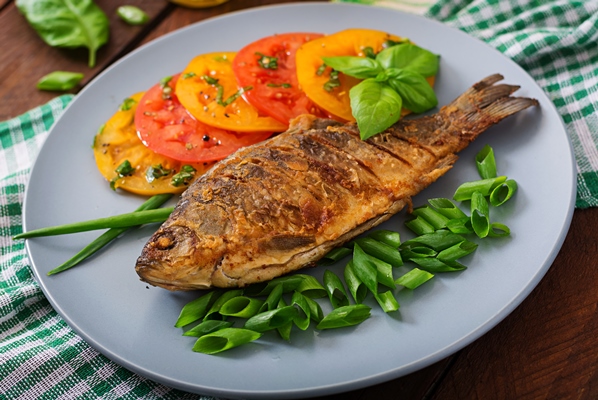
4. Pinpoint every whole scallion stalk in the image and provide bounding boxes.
[46,194,172,275]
